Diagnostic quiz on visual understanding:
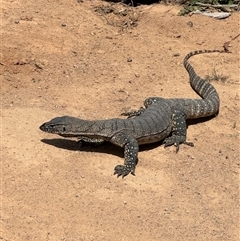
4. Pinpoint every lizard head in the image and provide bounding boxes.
[39,116,79,136]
